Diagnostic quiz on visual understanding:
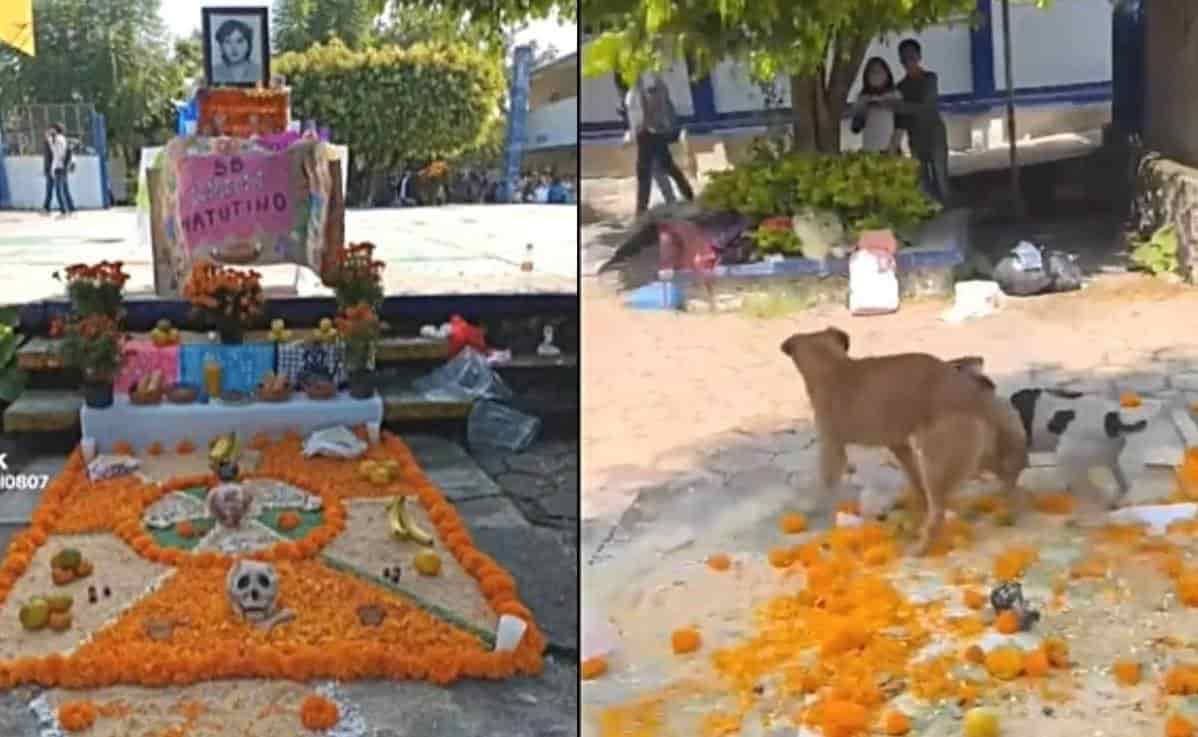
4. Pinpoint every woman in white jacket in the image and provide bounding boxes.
[850,58,903,154]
